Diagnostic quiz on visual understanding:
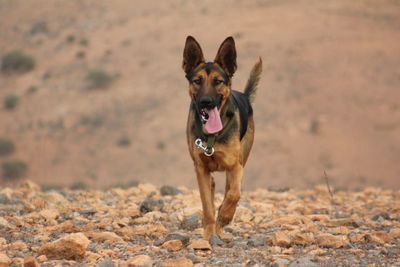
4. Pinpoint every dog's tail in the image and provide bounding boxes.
[244,57,262,103]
